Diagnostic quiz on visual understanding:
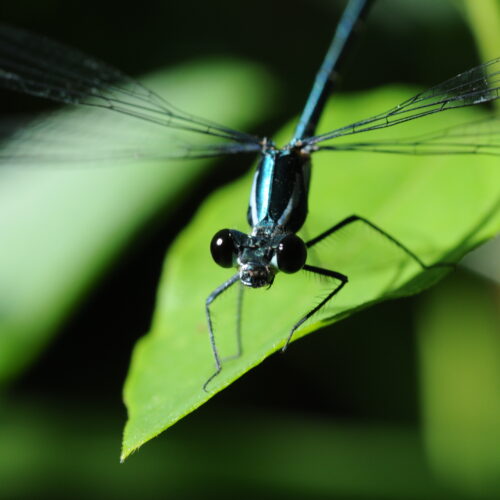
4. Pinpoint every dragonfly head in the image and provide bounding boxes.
[210,228,307,288]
